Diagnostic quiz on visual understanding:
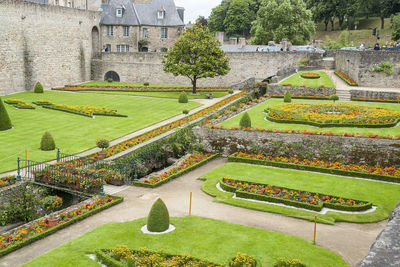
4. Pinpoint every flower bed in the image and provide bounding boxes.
[96,246,221,267]
[334,70,358,86]
[32,100,52,106]
[0,175,16,188]
[4,99,35,109]
[270,95,329,100]
[265,103,400,128]
[351,97,400,103]
[3,99,22,105]
[42,103,127,118]
[220,178,372,212]
[300,72,320,79]
[229,152,400,183]
[53,85,231,93]
[133,153,218,188]
[0,195,123,257]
